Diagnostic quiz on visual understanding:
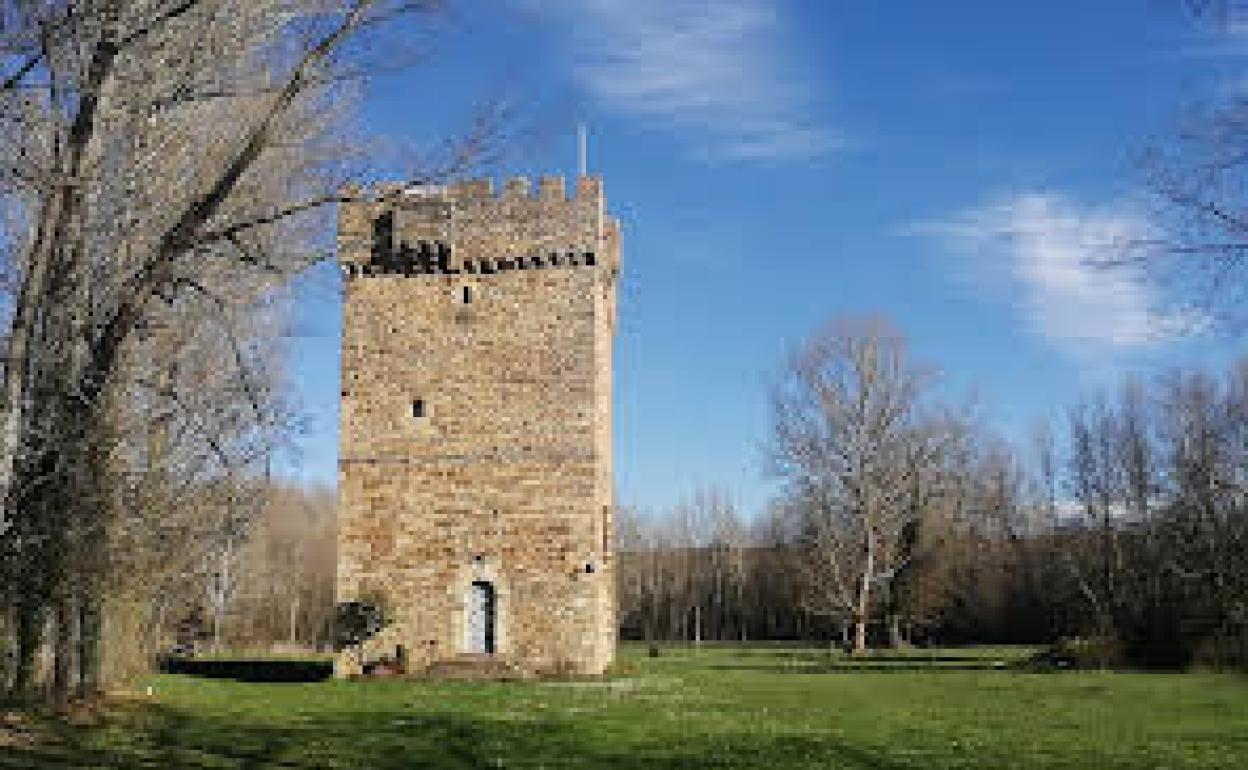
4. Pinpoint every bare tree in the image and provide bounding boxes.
[615,505,679,647]
[769,316,957,653]
[0,0,505,704]
[1119,98,1248,329]
[1047,365,1248,667]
